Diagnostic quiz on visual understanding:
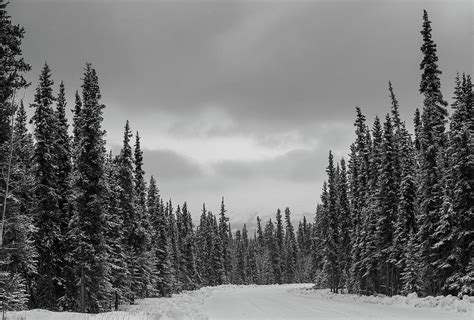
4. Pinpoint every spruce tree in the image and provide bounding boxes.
[256,216,264,248]
[0,0,31,148]
[104,152,130,309]
[284,207,298,283]
[314,185,329,289]
[417,10,449,295]
[275,209,284,284]
[0,10,32,289]
[196,204,210,285]
[337,159,351,289]
[53,81,74,310]
[241,224,249,284]
[132,132,153,298]
[255,216,266,284]
[54,81,72,217]
[376,115,398,295]
[211,214,226,285]
[0,101,36,310]
[388,81,403,187]
[178,202,199,290]
[117,121,136,300]
[324,152,340,292]
[392,125,417,294]
[30,63,63,309]
[359,118,380,294]
[264,219,281,284]
[69,63,111,312]
[218,197,231,283]
[149,178,172,297]
[349,108,371,293]
[167,201,181,292]
[233,230,244,284]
